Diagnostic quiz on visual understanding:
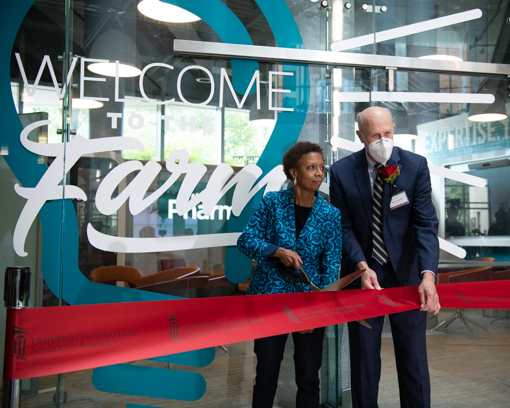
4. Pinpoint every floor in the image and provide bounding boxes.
[378,309,510,408]
[10,309,510,408]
